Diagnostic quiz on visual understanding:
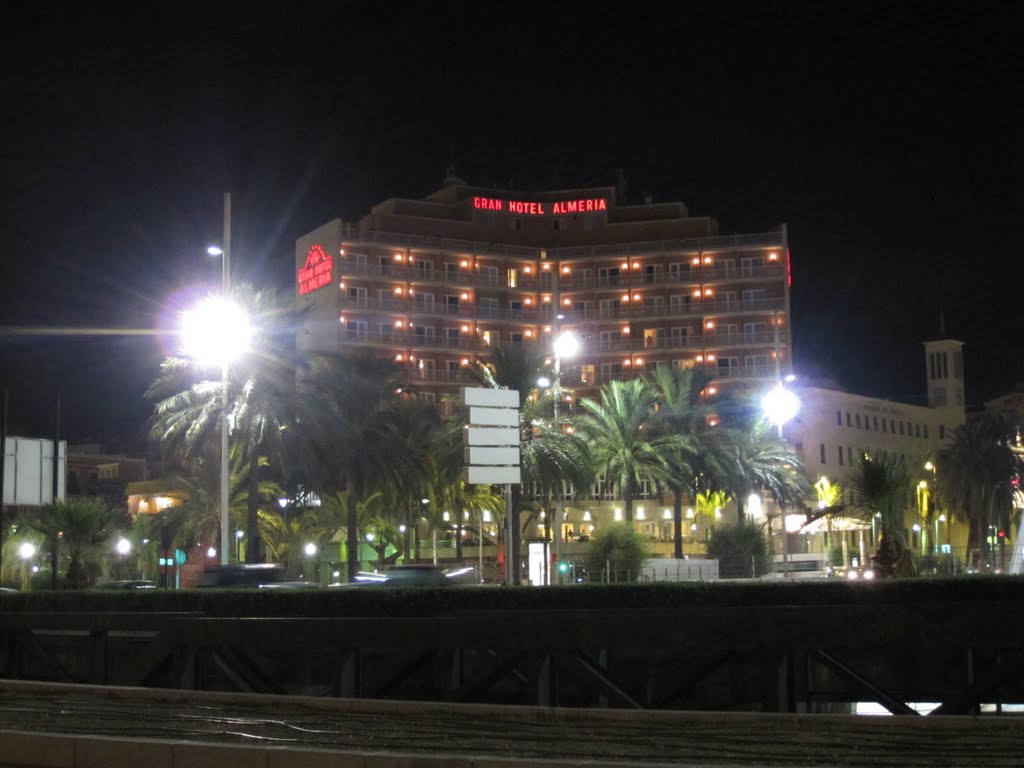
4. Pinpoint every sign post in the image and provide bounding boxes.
[461,388,520,585]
